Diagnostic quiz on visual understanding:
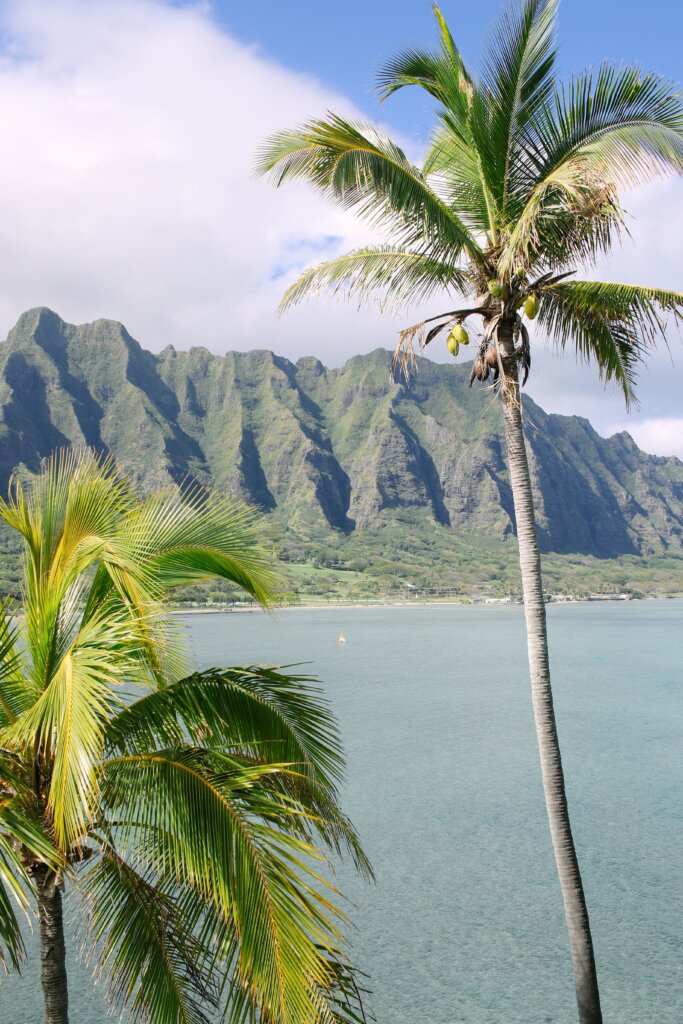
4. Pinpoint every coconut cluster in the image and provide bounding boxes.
[441,272,540,374]
[445,322,470,356]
